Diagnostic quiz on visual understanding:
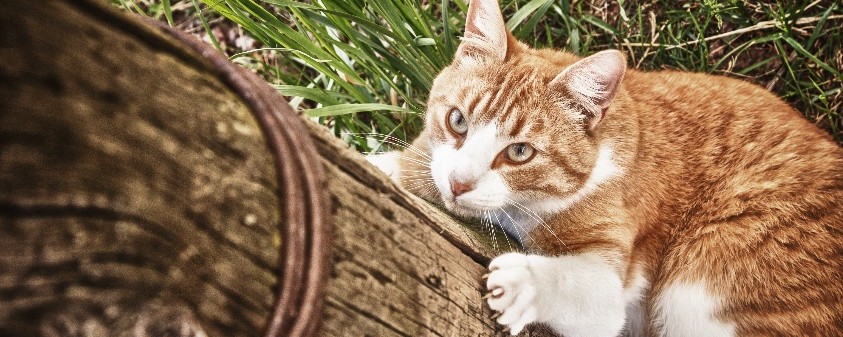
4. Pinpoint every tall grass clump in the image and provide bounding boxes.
[145,0,841,148]
[201,0,471,150]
